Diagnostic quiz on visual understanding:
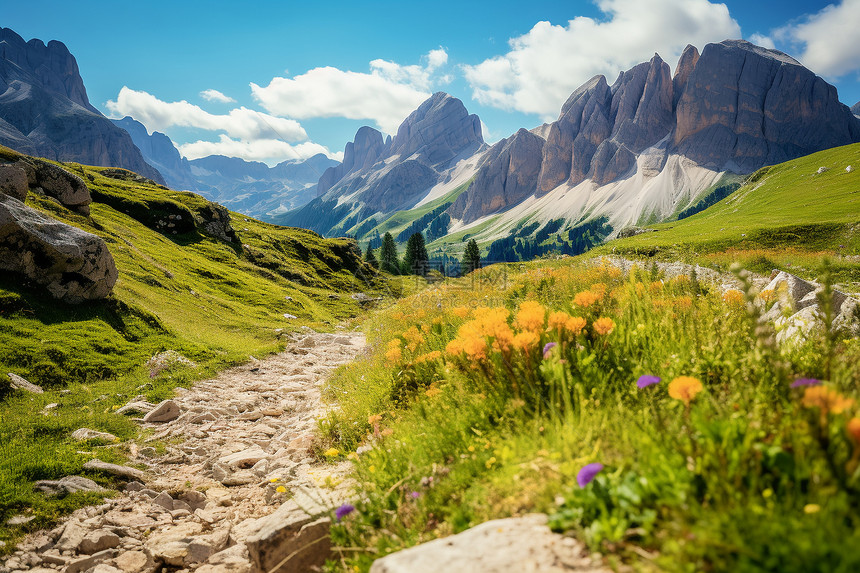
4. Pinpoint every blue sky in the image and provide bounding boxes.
[4,0,860,165]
